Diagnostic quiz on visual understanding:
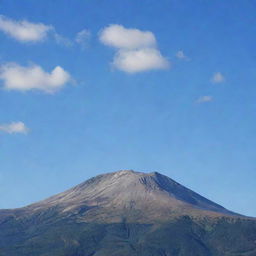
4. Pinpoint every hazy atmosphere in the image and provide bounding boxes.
[1,0,256,218]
